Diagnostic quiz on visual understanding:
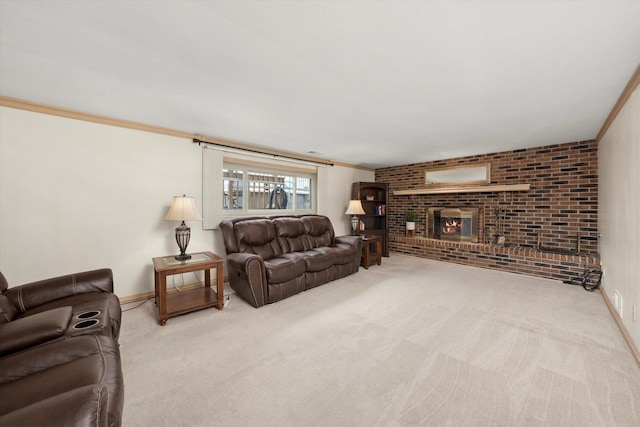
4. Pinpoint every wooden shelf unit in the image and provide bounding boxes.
[352,182,389,256]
